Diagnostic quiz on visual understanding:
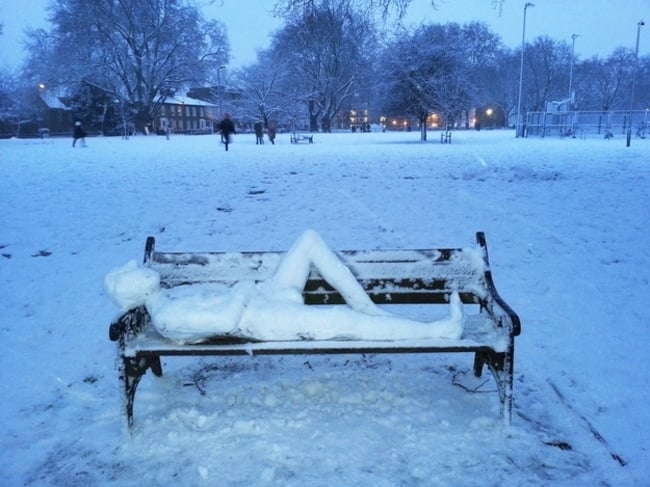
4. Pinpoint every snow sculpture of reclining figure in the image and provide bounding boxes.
[105,230,464,344]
